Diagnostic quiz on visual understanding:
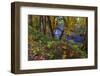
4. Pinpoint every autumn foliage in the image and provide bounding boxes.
[28,15,88,60]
